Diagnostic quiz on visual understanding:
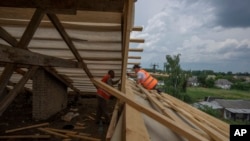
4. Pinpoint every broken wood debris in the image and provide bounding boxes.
[0,135,51,139]
[5,122,49,133]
